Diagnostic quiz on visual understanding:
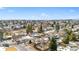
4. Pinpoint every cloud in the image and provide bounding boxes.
[39,13,53,20]
[26,13,49,20]
[39,13,48,19]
